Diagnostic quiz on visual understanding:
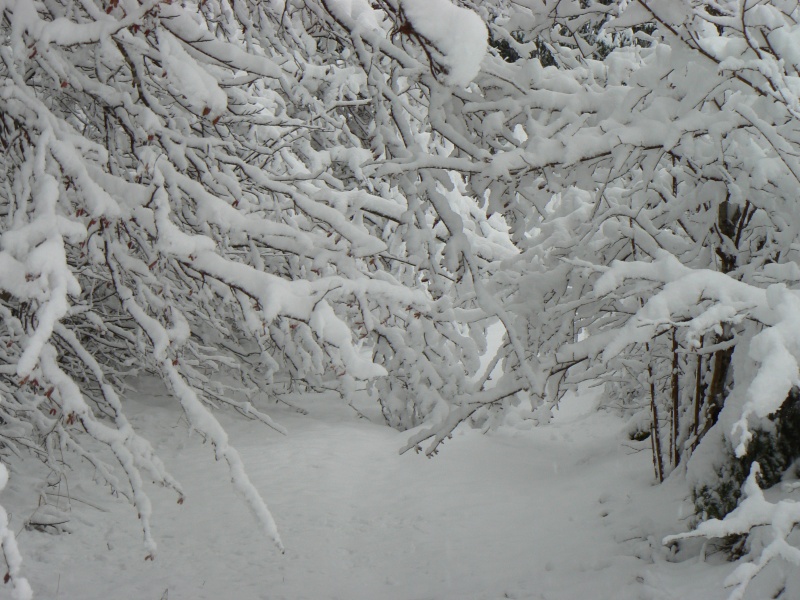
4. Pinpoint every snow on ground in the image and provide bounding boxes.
[2,382,755,599]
